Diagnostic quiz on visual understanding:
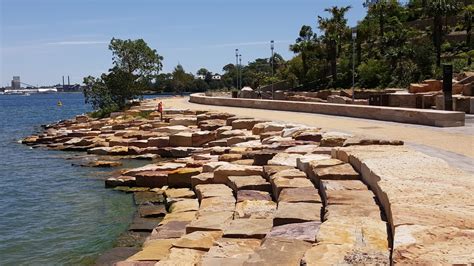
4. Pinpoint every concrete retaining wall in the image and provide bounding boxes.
[189,93,465,127]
